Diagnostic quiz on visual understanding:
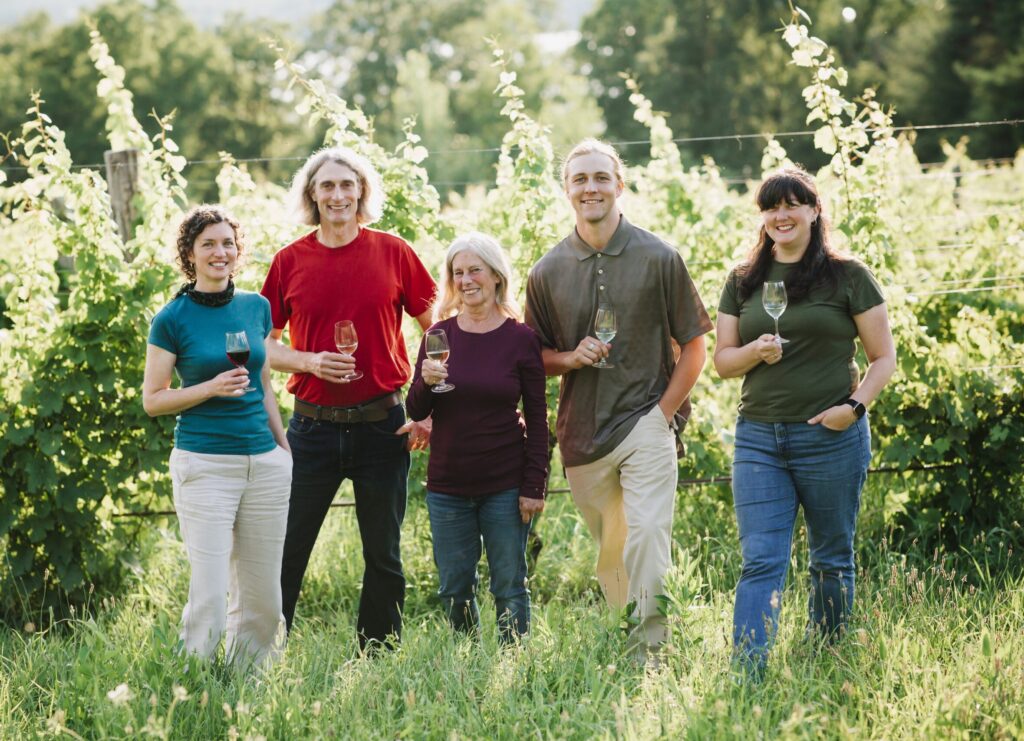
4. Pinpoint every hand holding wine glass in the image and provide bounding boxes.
[425,328,455,393]
[225,331,256,392]
[761,281,789,344]
[592,304,616,369]
[333,320,364,381]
